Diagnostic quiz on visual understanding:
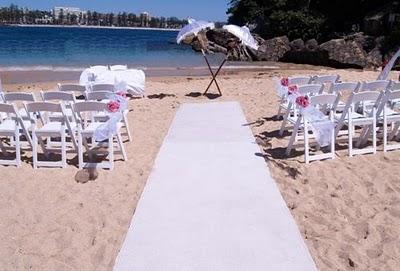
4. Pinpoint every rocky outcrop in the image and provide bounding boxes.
[182,29,386,69]
[251,36,290,61]
[319,39,367,68]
